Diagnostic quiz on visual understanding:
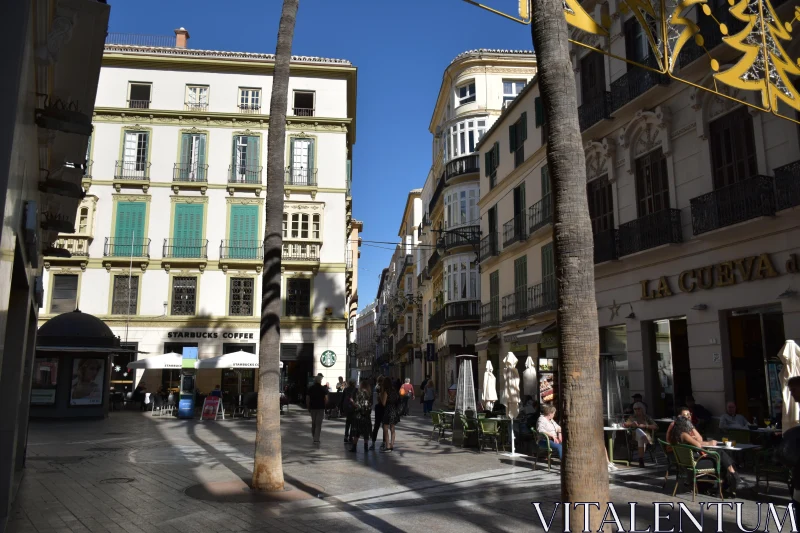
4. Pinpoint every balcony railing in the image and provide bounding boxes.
[444,154,480,181]
[285,166,317,186]
[529,194,553,234]
[775,160,800,211]
[528,279,558,316]
[690,175,776,236]
[282,245,320,262]
[238,104,261,114]
[106,32,175,47]
[184,102,209,112]
[578,91,612,131]
[479,233,499,262]
[427,250,440,270]
[502,288,529,322]
[593,228,618,264]
[422,213,432,227]
[163,239,208,259]
[676,39,705,70]
[229,165,262,184]
[439,225,480,251]
[481,302,499,328]
[114,160,151,180]
[396,332,414,353]
[610,56,669,112]
[104,237,150,258]
[293,107,314,116]
[503,213,527,247]
[429,176,445,213]
[618,208,682,257]
[219,240,263,260]
[127,100,150,109]
[51,237,90,257]
[173,162,208,182]
[698,4,747,53]
[429,300,481,333]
